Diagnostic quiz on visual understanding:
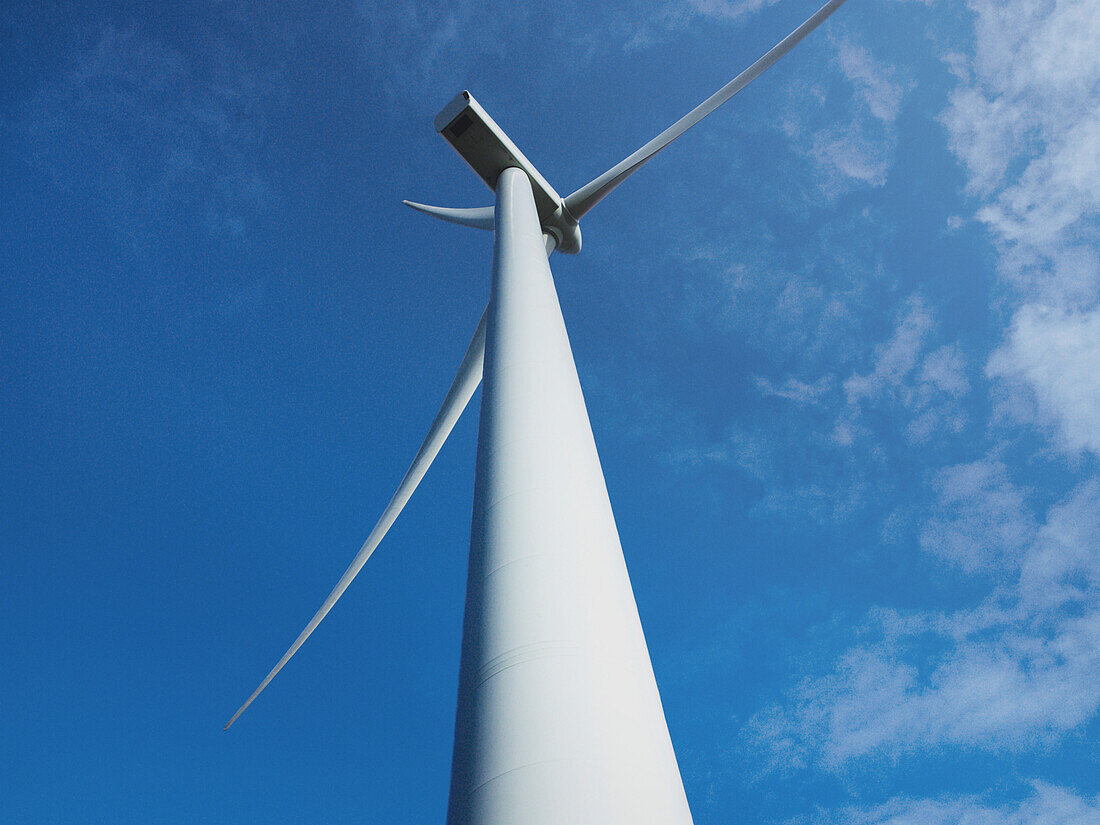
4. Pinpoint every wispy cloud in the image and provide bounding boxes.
[355,1,526,108]
[13,26,274,309]
[836,38,908,124]
[754,374,834,405]
[743,478,1100,771]
[789,782,1100,825]
[843,296,935,403]
[987,304,1100,456]
[837,296,970,446]
[780,33,913,195]
[942,0,1100,458]
[353,0,806,97]
[918,456,1035,573]
[684,0,781,23]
